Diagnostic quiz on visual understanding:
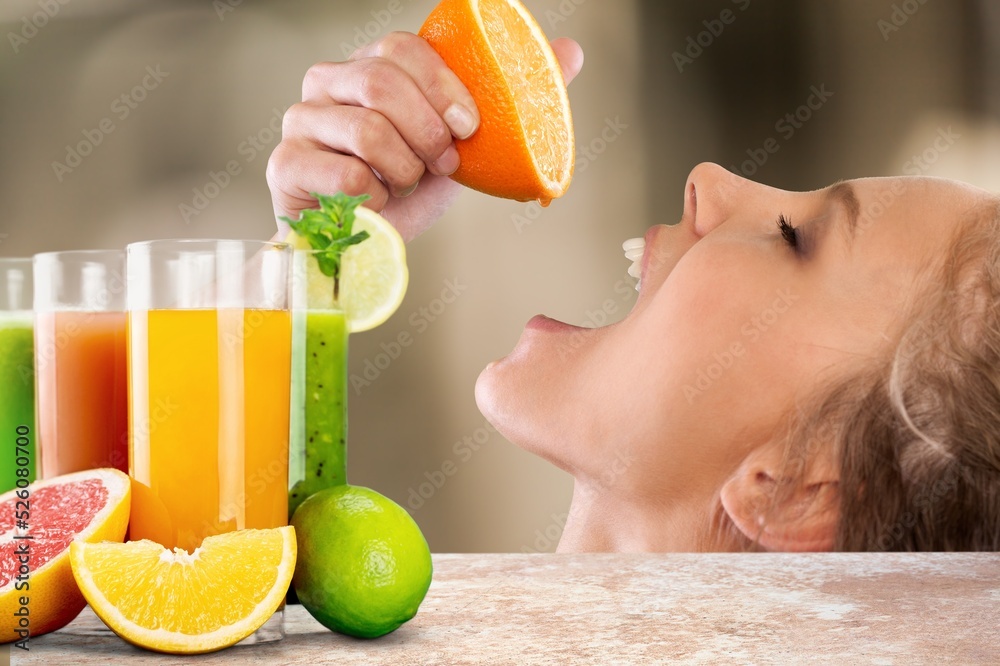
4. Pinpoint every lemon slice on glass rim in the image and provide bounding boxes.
[285,206,408,333]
